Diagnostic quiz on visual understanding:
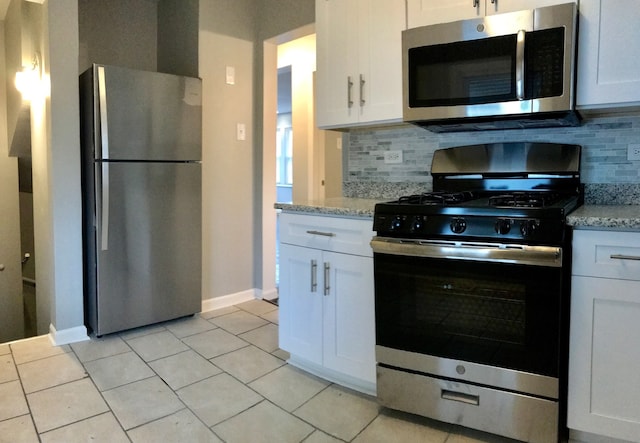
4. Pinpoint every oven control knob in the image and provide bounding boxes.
[411,216,424,233]
[494,218,511,235]
[520,219,539,237]
[390,216,404,231]
[450,217,467,234]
